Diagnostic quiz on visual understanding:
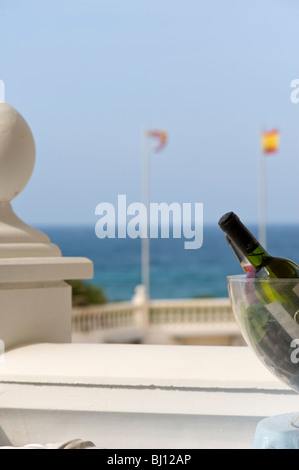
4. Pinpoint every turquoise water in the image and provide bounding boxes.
[40,224,299,302]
